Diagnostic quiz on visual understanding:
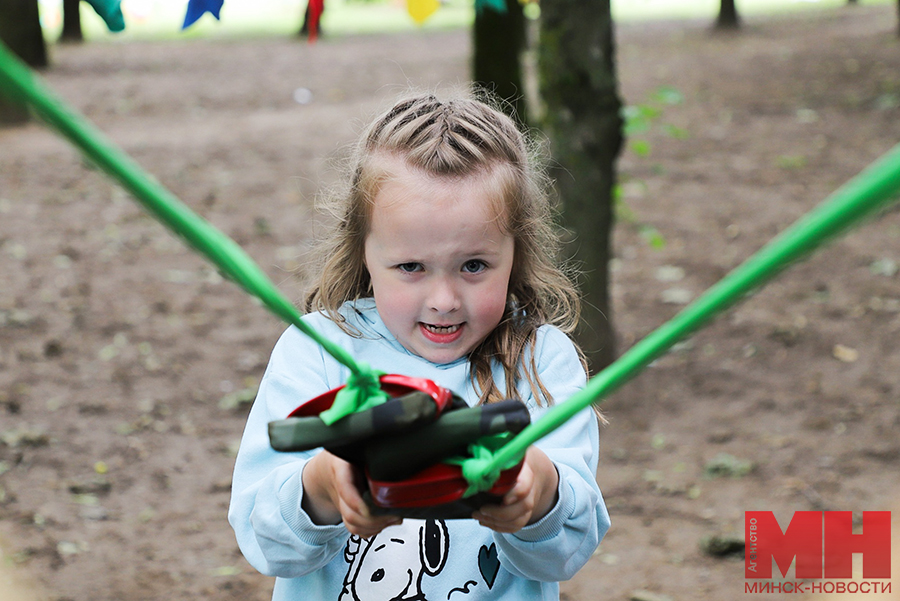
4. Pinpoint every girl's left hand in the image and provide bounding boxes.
[471,446,559,533]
